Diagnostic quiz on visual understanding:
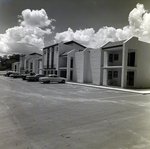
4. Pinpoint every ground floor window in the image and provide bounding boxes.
[60,70,67,78]
[44,71,46,76]
[55,71,57,75]
[127,71,134,86]
[113,71,118,78]
[108,71,112,79]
